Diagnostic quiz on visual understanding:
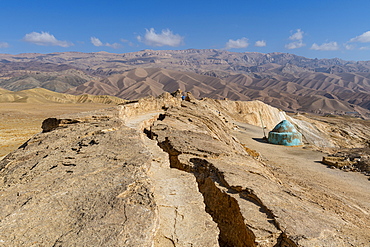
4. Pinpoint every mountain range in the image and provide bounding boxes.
[1,49,369,117]
[0,87,126,104]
